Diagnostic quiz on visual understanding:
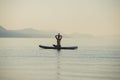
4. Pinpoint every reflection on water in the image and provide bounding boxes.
[56,51,60,80]
[0,38,120,80]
